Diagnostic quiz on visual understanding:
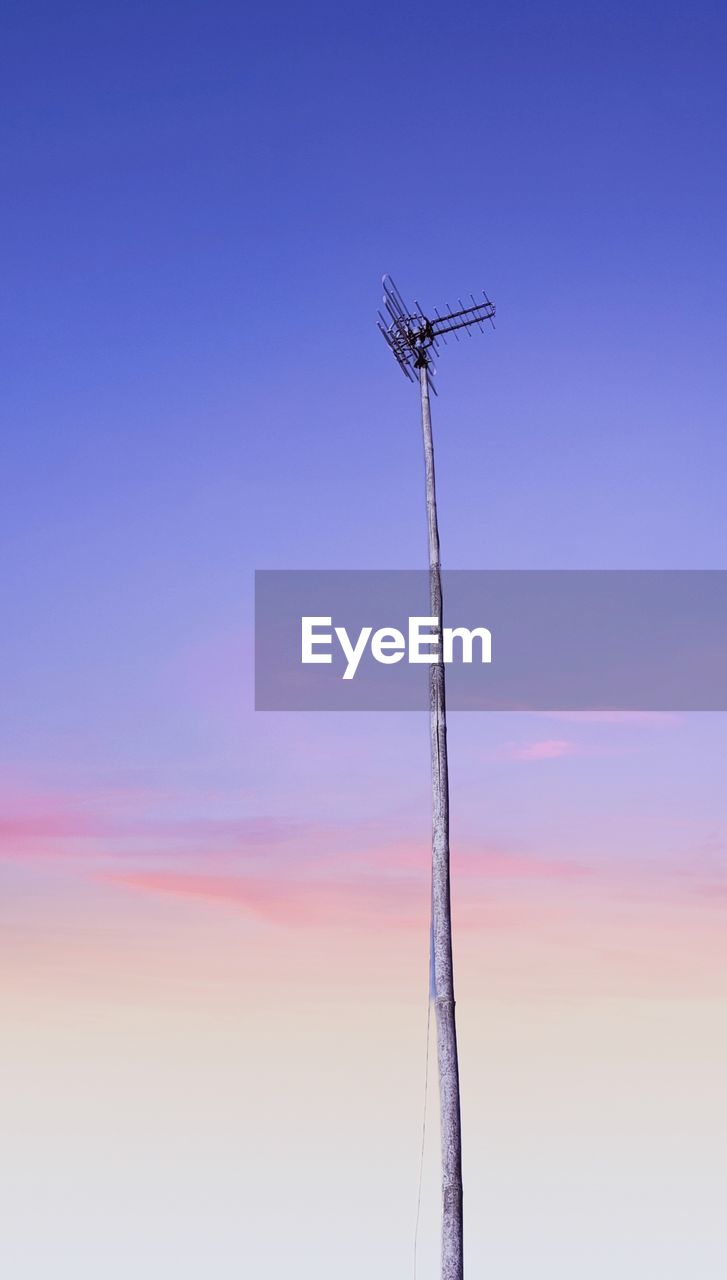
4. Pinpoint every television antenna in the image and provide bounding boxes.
[378,275,495,1280]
